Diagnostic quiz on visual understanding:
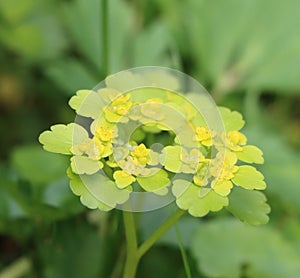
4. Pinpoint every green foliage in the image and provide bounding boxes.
[11,145,69,184]
[219,107,245,132]
[226,187,270,225]
[39,123,88,155]
[136,170,170,194]
[38,220,105,278]
[237,145,264,164]
[190,219,300,278]
[1,0,300,276]
[178,0,300,92]
[173,180,228,217]
[232,165,266,190]
[38,87,268,223]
